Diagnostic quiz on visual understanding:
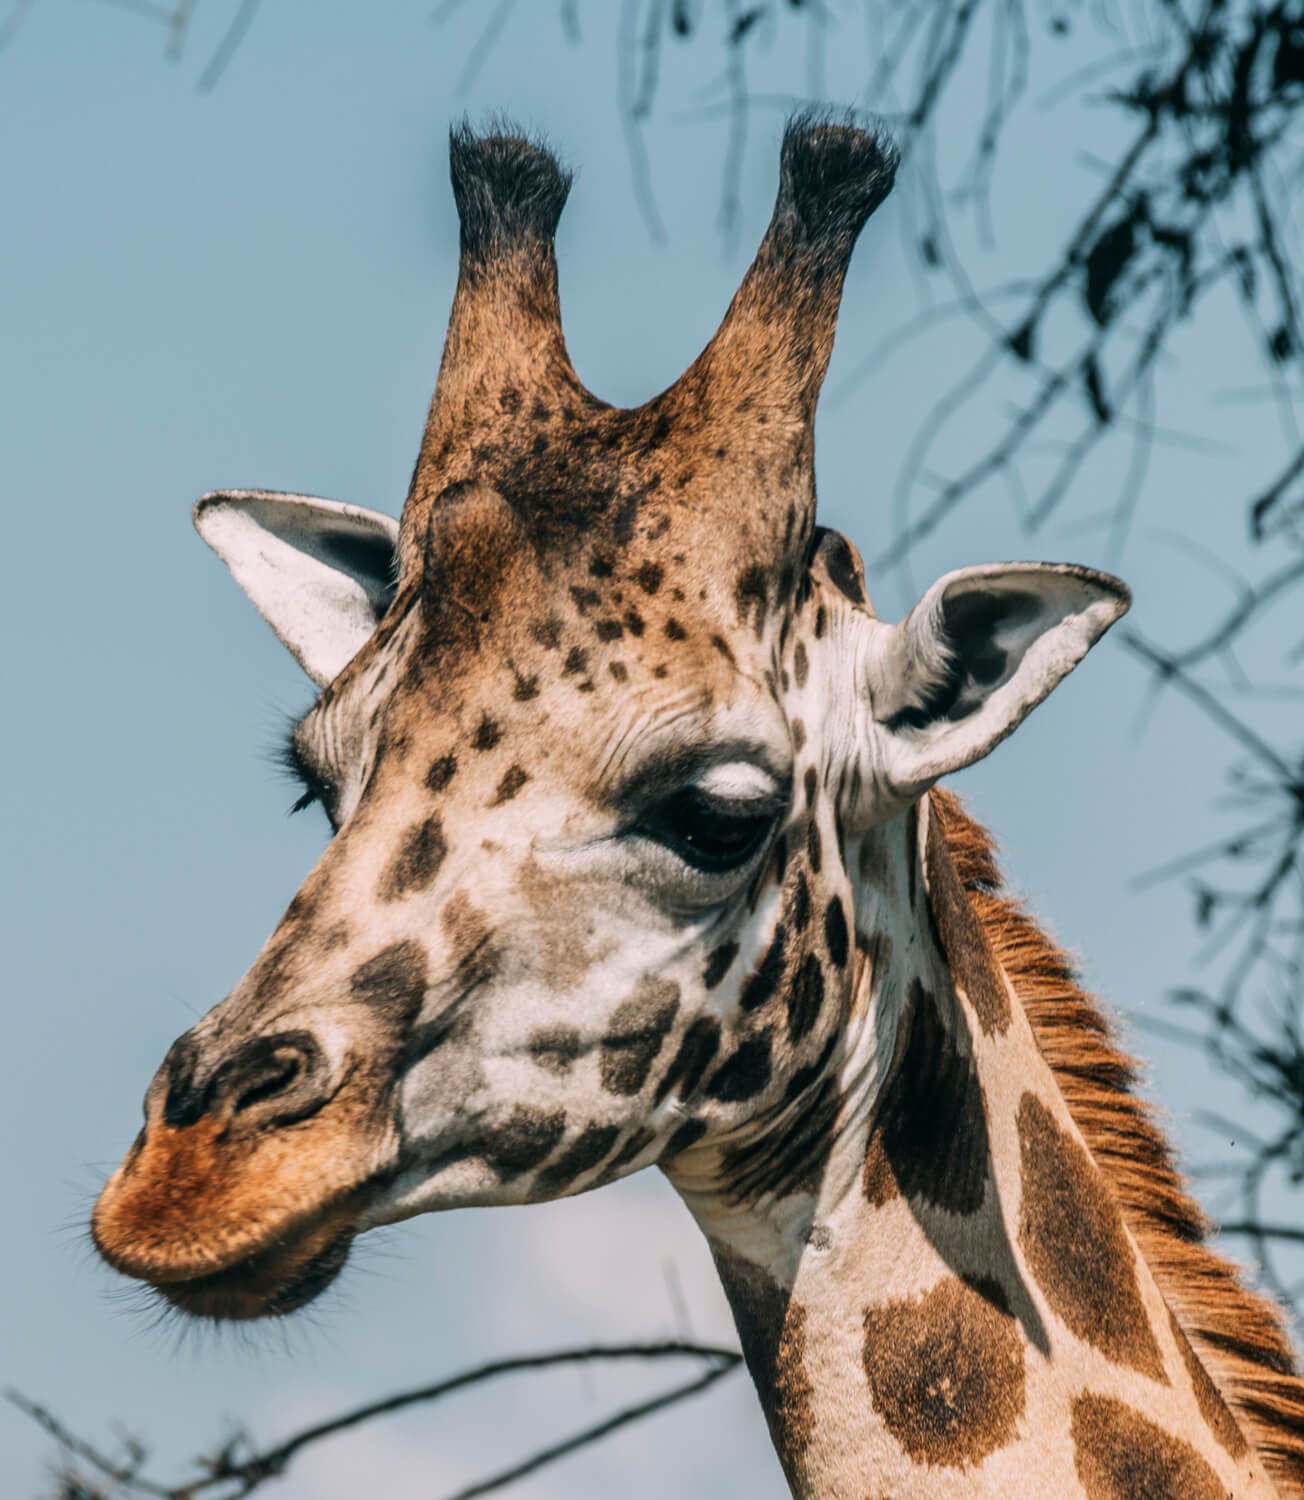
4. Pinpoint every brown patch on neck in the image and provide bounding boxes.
[931,787,1304,1492]
[861,1274,1025,1469]
[922,809,1010,1036]
[713,1250,815,1488]
[1070,1392,1226,1500]
[862,979,989,1216]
